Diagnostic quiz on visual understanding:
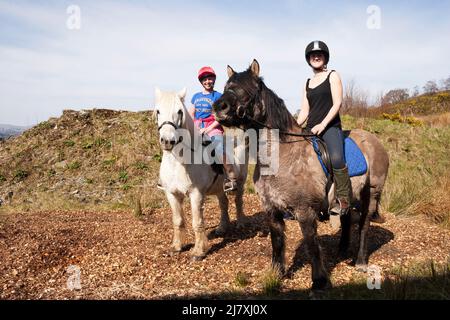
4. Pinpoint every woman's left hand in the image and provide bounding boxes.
[311,123,326,135]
